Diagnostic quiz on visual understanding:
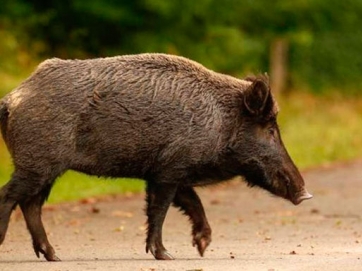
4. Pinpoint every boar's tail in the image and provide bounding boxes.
[0,99,9,141]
